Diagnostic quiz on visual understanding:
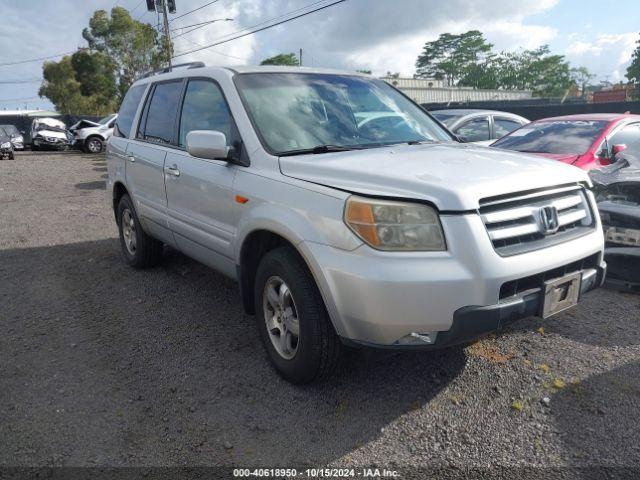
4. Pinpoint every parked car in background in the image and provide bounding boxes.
[590,152,640,292]
[491,113,640,170]
[0,124,24,150]
[0,127,15,159]
[430,109,529,143]
[70,114,117,153]
[107,65,605,384]
[30,117,71,151]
